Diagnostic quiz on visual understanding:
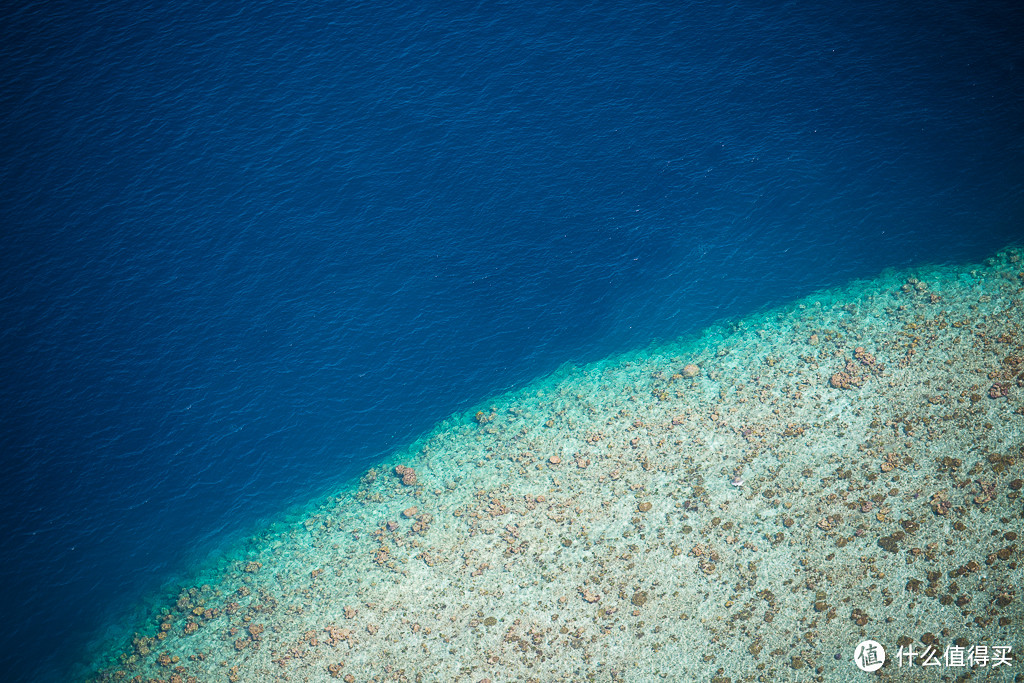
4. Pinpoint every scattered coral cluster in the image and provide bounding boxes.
[86,248,1023,682]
